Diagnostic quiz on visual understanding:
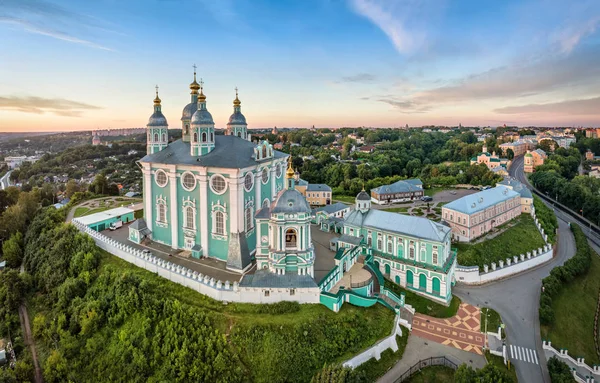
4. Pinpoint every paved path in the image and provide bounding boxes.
[18,304,42,383]
[0,170,12,190]
[411,304,485,355]
[378,334,487,383]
